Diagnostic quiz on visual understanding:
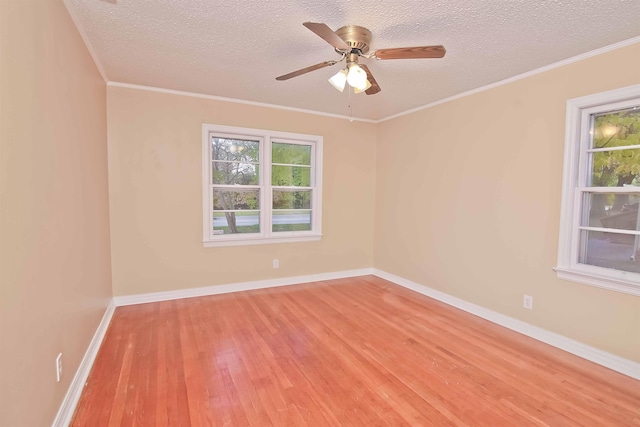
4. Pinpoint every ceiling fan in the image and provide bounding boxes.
[276,22,446,95]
